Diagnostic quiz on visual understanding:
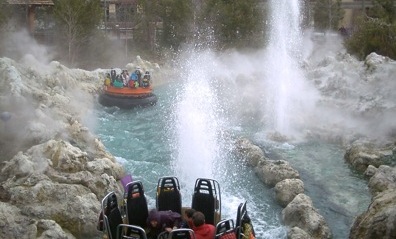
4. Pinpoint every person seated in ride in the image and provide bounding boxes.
[144,71,151,80]
[142,71,151,87]
[180,208,196,229]
[128,78,135,88]
[146,209,182,239]
[104,73,111,86]
[135,68,142,86]
[121,70,129,87]
[129,71,139,88]
[191,211,216,239]
[113,74,124,88]
[110,68,117,84]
